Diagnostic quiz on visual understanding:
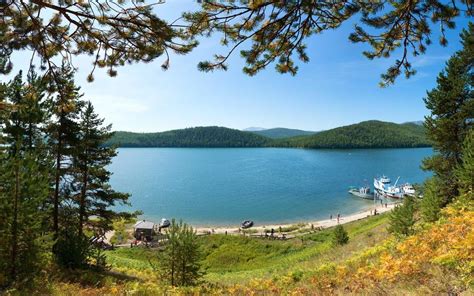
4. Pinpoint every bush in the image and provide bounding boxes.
[421,177,445,222]
[157,219,203,286]
[54,230,91,269]
[332,225,349,246]
[388,196,416,237]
